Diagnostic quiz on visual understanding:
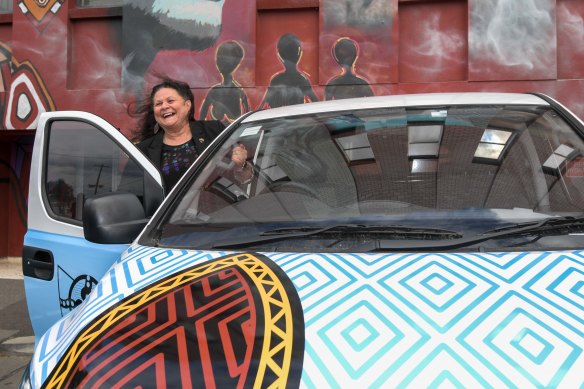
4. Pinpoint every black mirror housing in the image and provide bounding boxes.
[83,192,148,244]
